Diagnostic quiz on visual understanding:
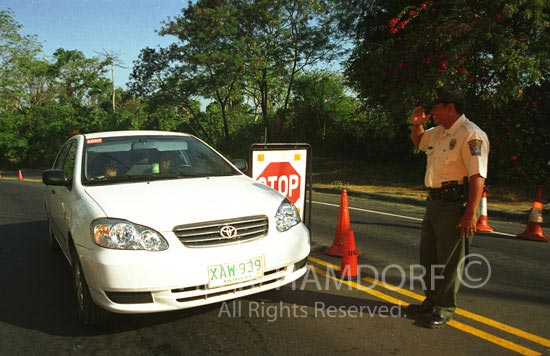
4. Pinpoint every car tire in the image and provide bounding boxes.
[47,218,60,252]
[71,247,111,325]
